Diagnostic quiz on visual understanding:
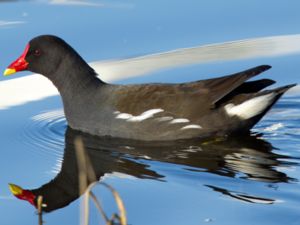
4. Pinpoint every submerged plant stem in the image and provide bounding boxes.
[37,195,43,225]
[74,136,127,225]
